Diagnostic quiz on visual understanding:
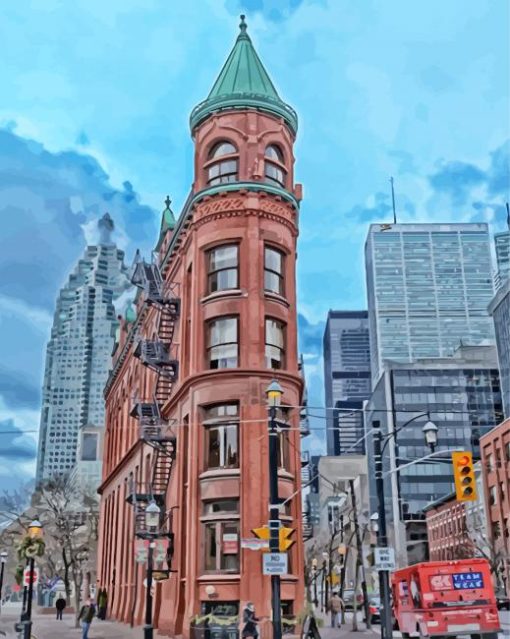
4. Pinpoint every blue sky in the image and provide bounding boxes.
[0,0,509,488]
